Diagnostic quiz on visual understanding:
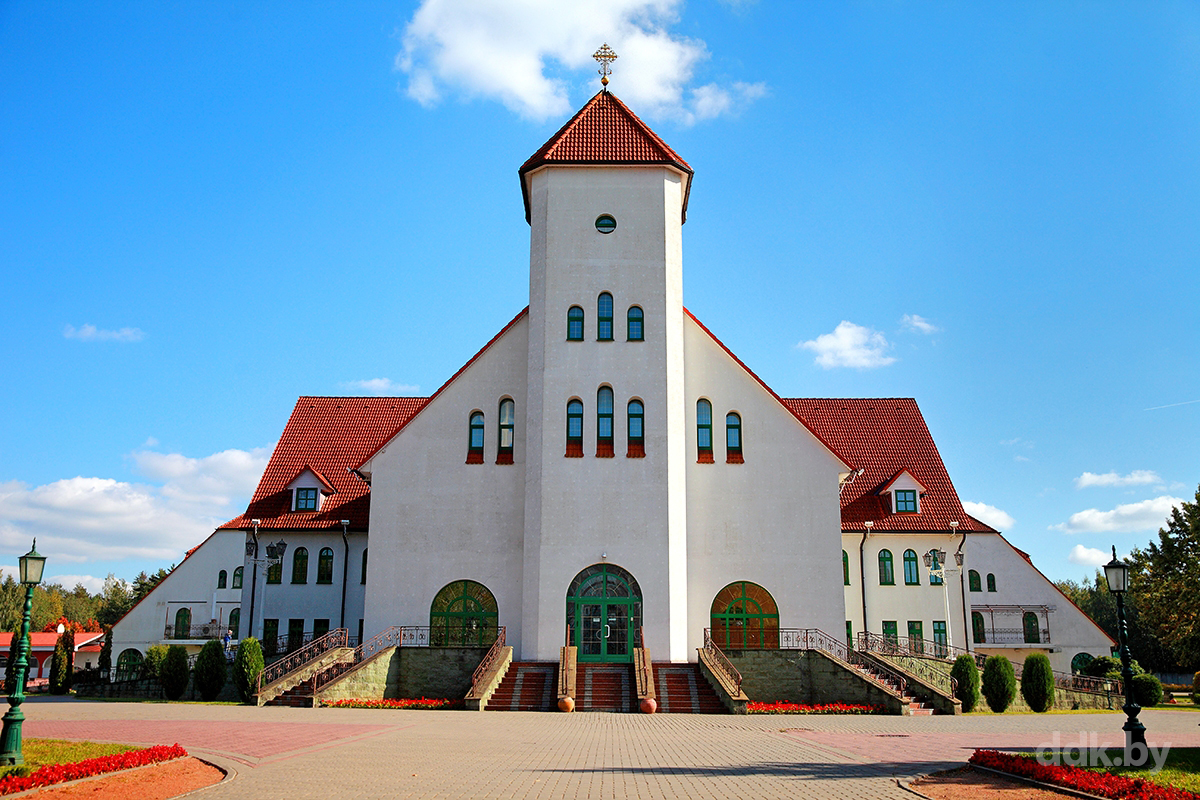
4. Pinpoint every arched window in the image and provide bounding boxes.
[567,306,584,341]
[968,569,981,592]
[229,608,241,640]
[597,387,614,457]
[317,548,334,584]
[1071,653,1094,674]
[987,573,997,592]
[597,292,613,340]
[1023,611,1041,644]
[232,566,243,589]
[696,400,713,463]
[627,306,644,341]
[726,413,743,463]
[467,411,485,464]
[878,550,894,585]
[903,550,920,585]
[361,548,368,585]
[217,570,227,589]
[291,547,309,584]
[174,608,191,639]
[710,581,780,650]
[566,399,584,457]
[627,400,644,457]
[972,611,986,644]
[115,649,143,682]
[429,580,498,647]
[929,551,943,586]
[497,399,515,464]
[266,561,281,584]
[842,550,850,586]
